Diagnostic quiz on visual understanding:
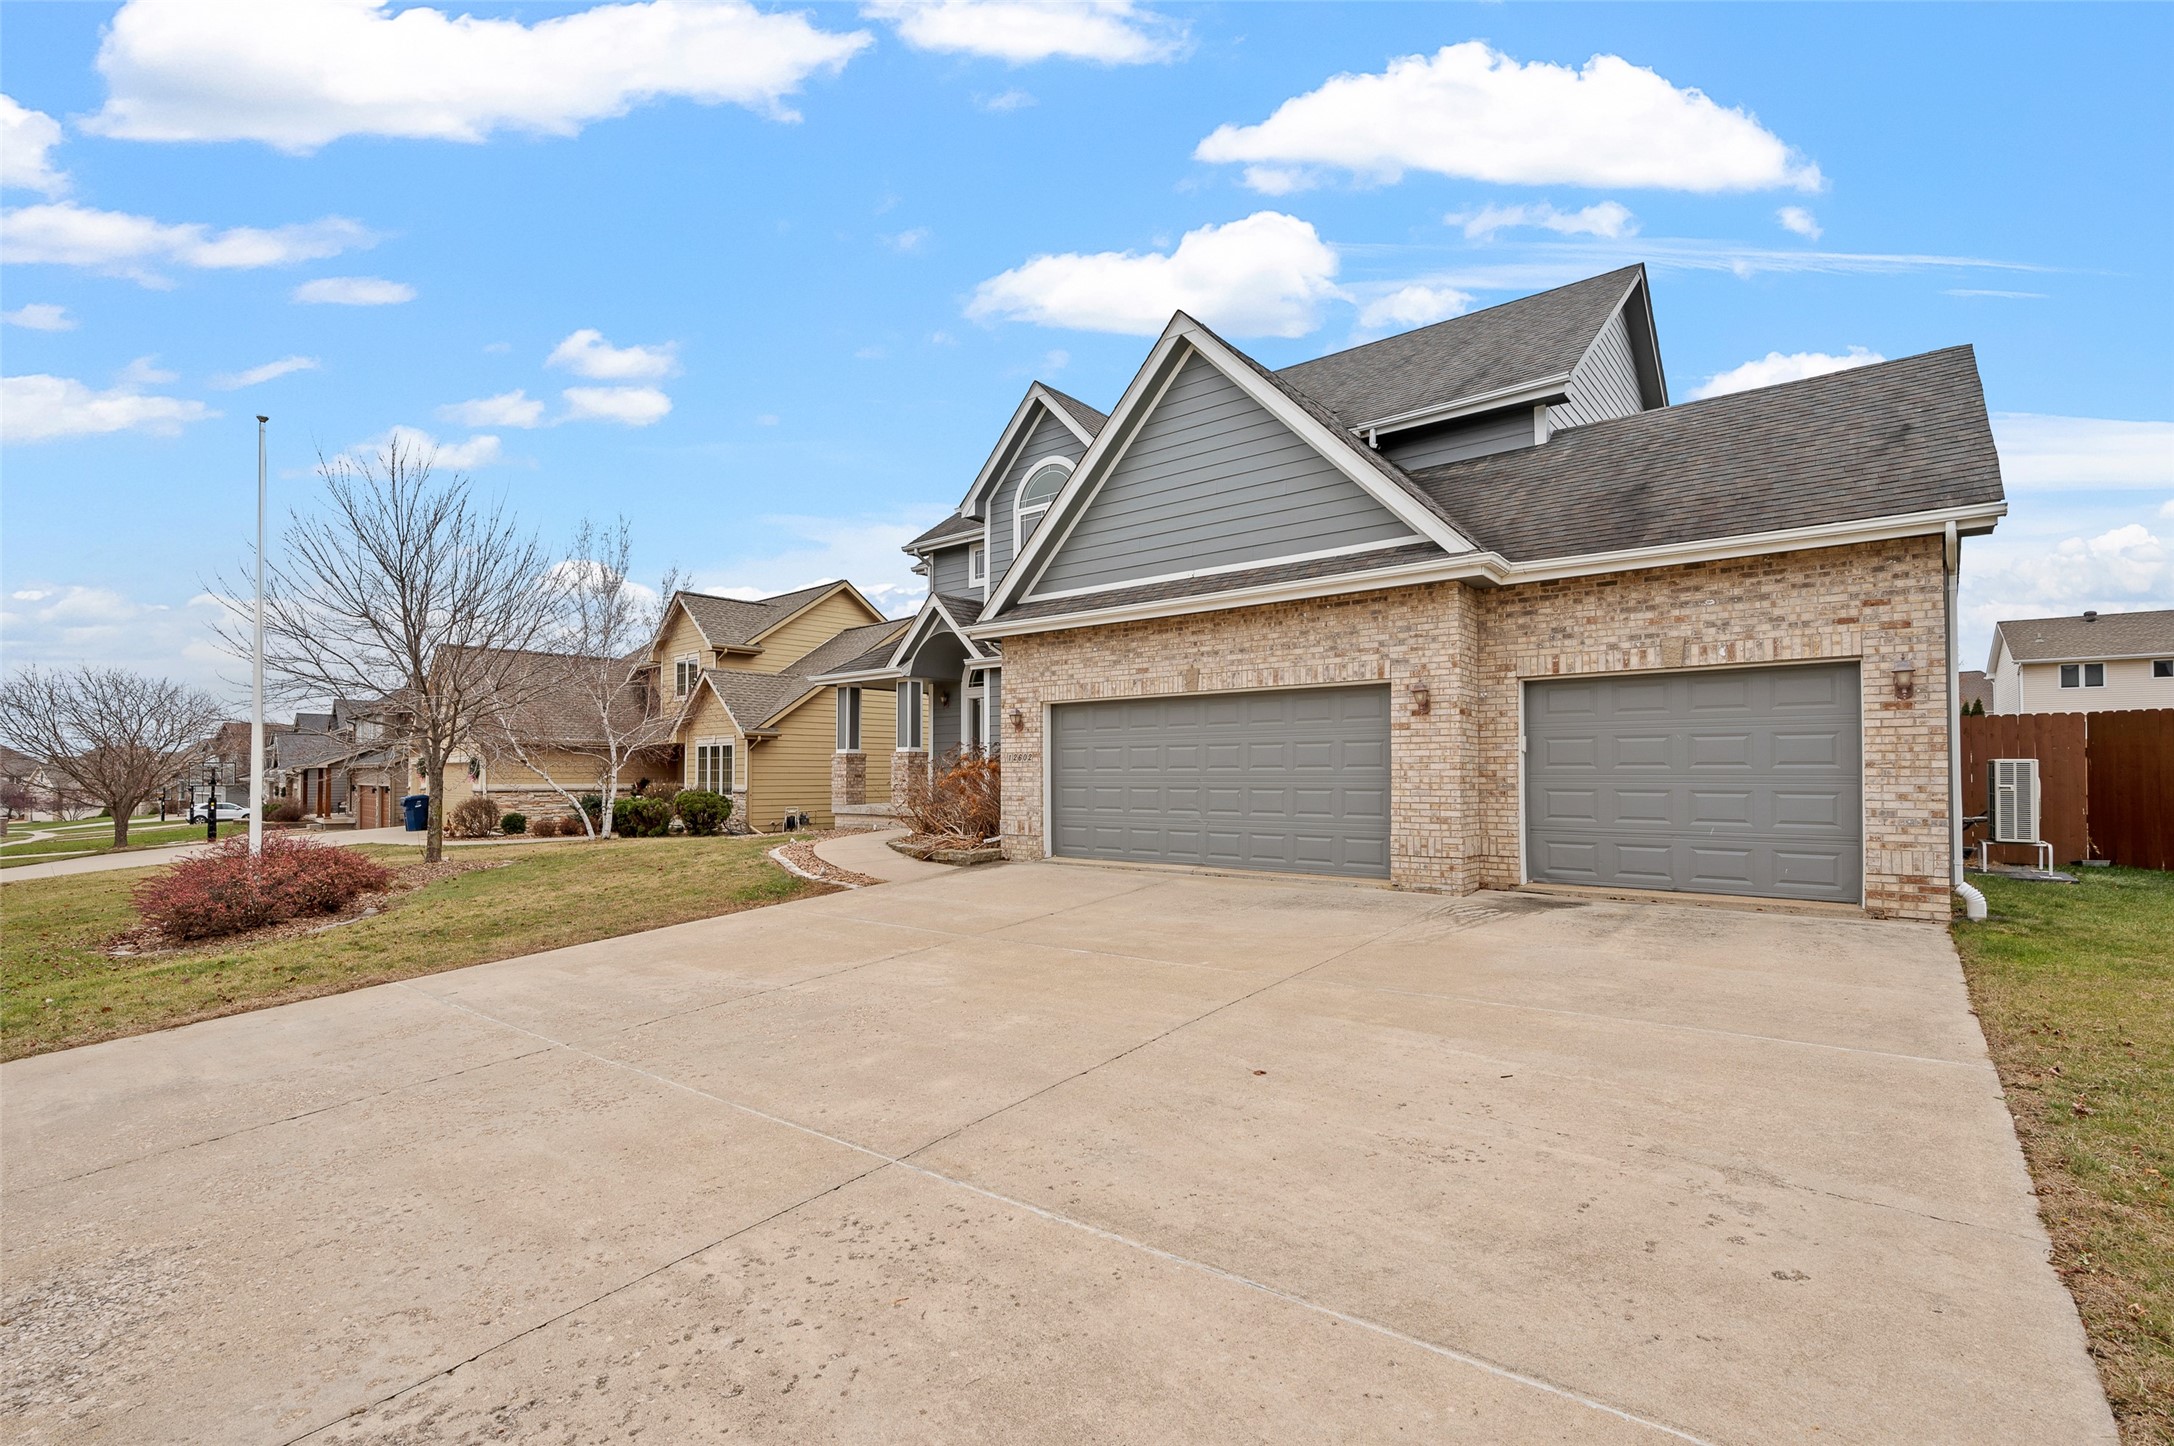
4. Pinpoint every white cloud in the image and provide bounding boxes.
[437,389,545,428]
[1040,348,1070,373]
[86,0,871,150]
[117,356,178,386]
[978,88,1035,112]
[1,95,68,195]
[1688,347,1884,400]
[354,425,502,471]
[1,373,215,443]
[1990,414,2174,491]
[1945,288,2046,300]
[211,354,319,389]
[1197,43,1822,194]
[967,210,1342,338]
[546,328,680,380]
[292,275,413,305]
[866,0,1184,64]
[1961,523,2172,659]
[1447,200,1636,241]
[560,385,672,426]
[1356,283,1473,332]
[2160,498,2174,521]
[3,303,77,331]
[1777,205,1821,240]
[0,583,239,695]
[2,202,373,284]
[884,226,932,253]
